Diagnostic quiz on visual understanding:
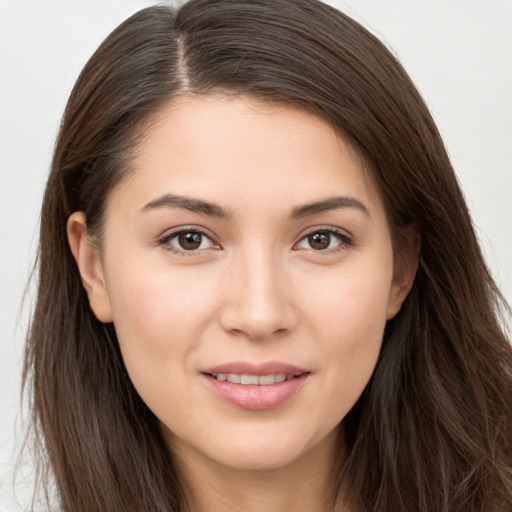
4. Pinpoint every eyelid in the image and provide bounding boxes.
[157,225,221,254]
[156,224,353,255]
[293,226,354,252]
